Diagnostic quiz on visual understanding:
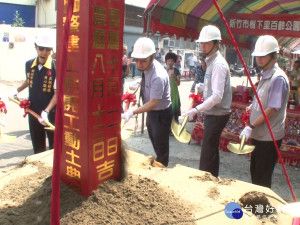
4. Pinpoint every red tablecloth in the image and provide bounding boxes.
[192,101,300,167]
